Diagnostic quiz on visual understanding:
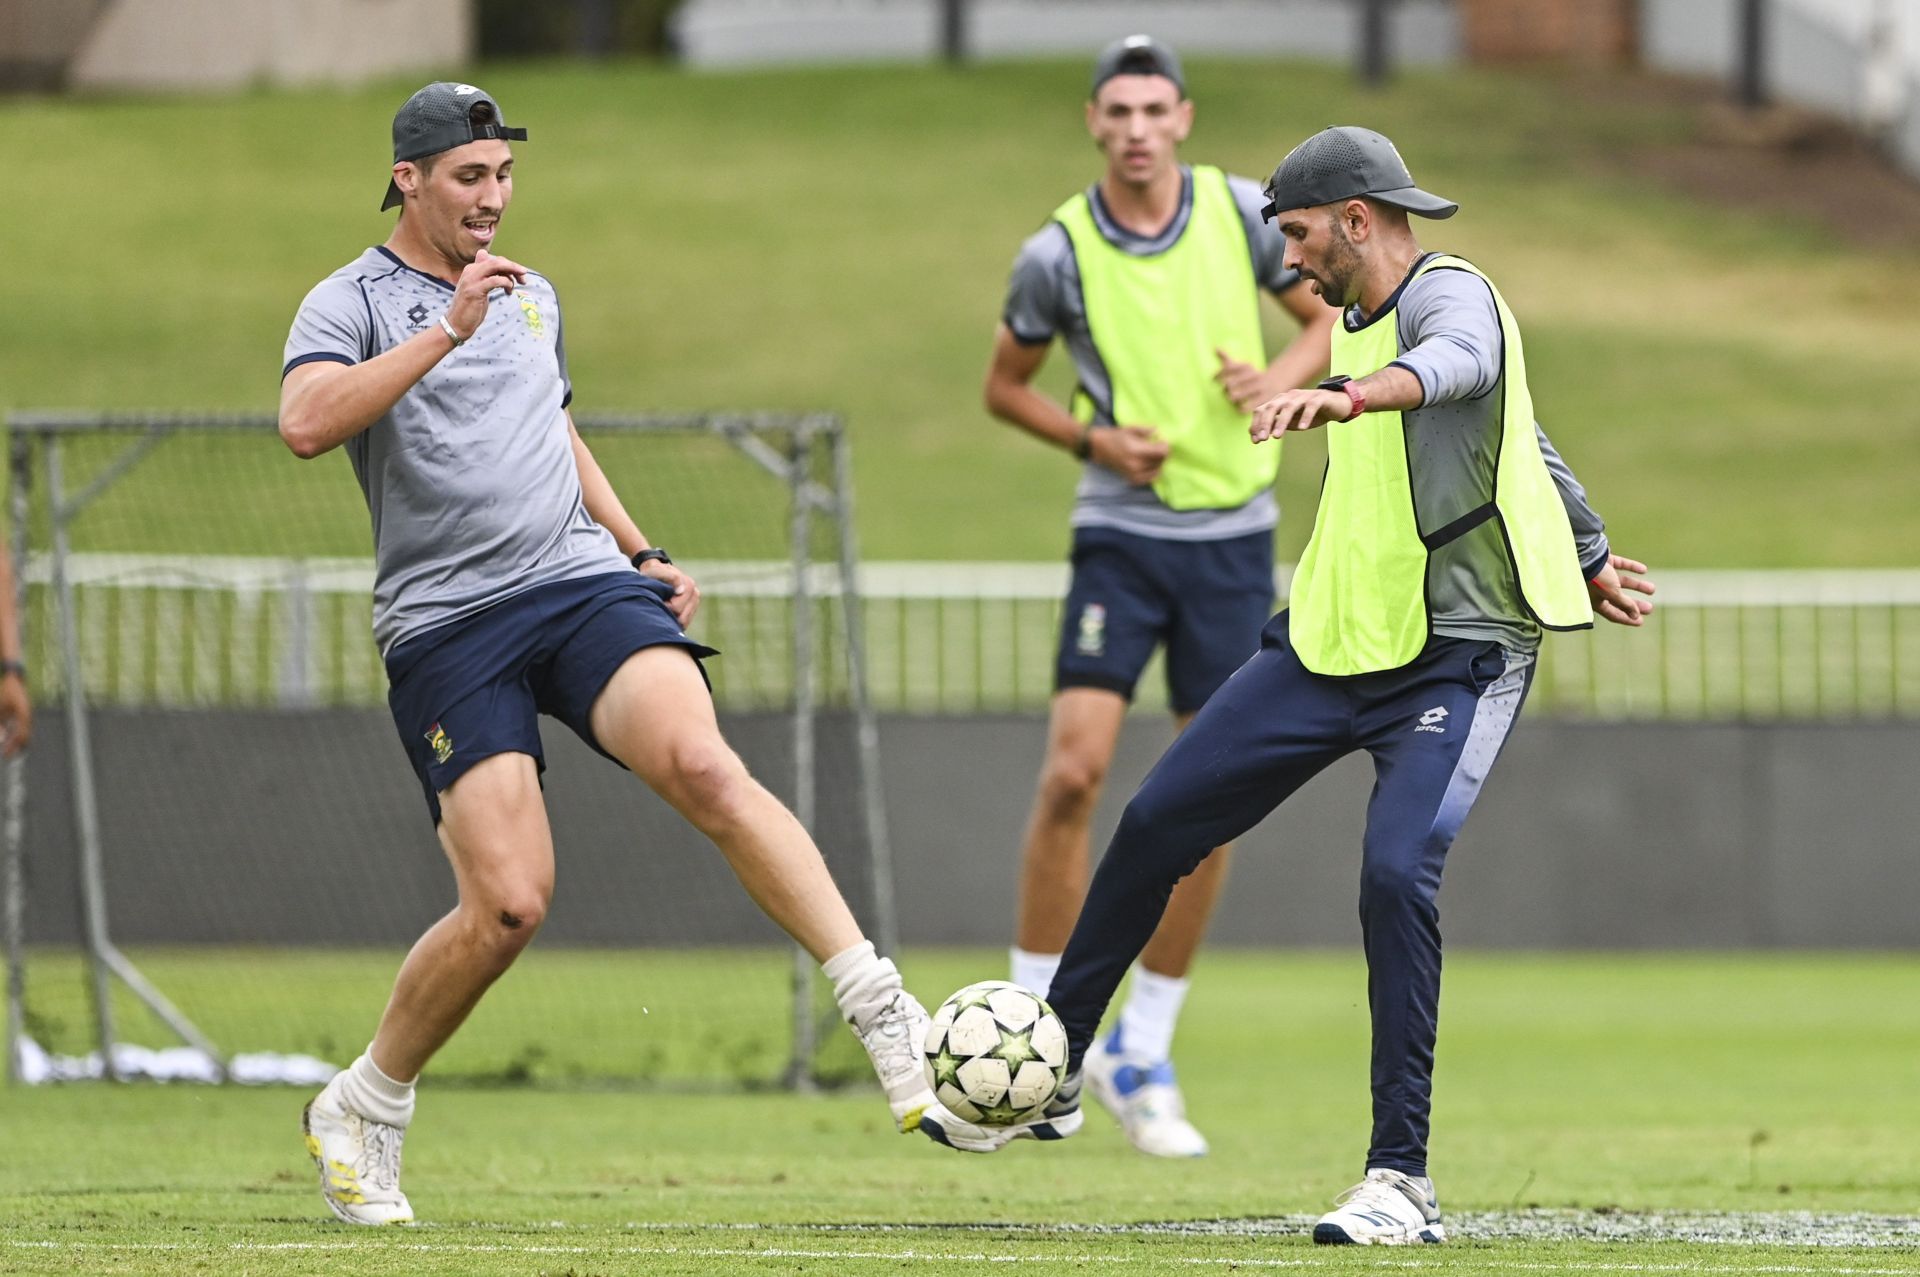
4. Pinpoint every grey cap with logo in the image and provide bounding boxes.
[1260,126,1457,222]
[1089,33,1185,97]
[381,81,528,211]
